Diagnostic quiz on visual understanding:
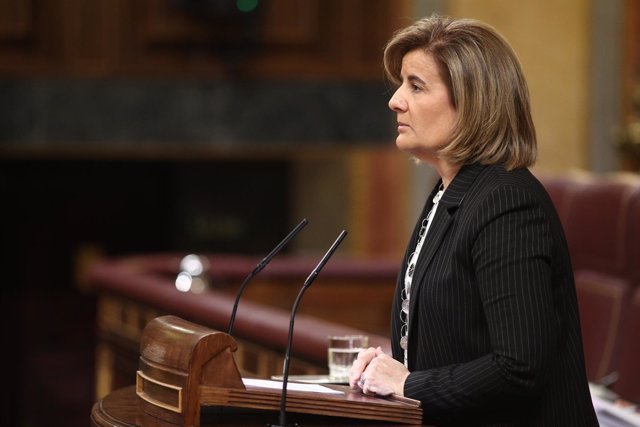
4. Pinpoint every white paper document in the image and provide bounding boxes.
[592,395,640,427]
[242,378,343,395]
